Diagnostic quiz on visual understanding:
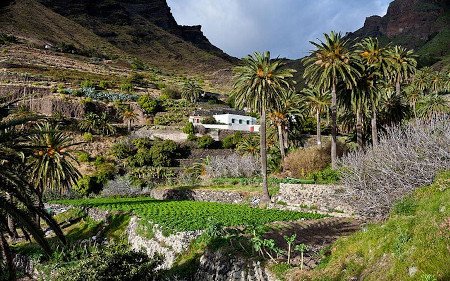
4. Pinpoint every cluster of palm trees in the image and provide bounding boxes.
[0,100,80,279]
[232,31,449,202]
